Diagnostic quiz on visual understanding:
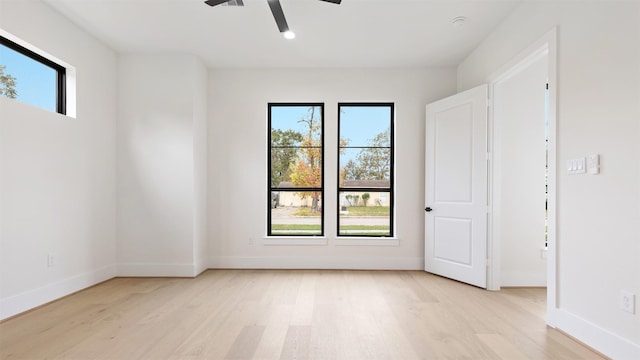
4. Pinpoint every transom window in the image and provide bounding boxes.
[0,35,66,114]
[268,103,324,236]
[338,103,394,237]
